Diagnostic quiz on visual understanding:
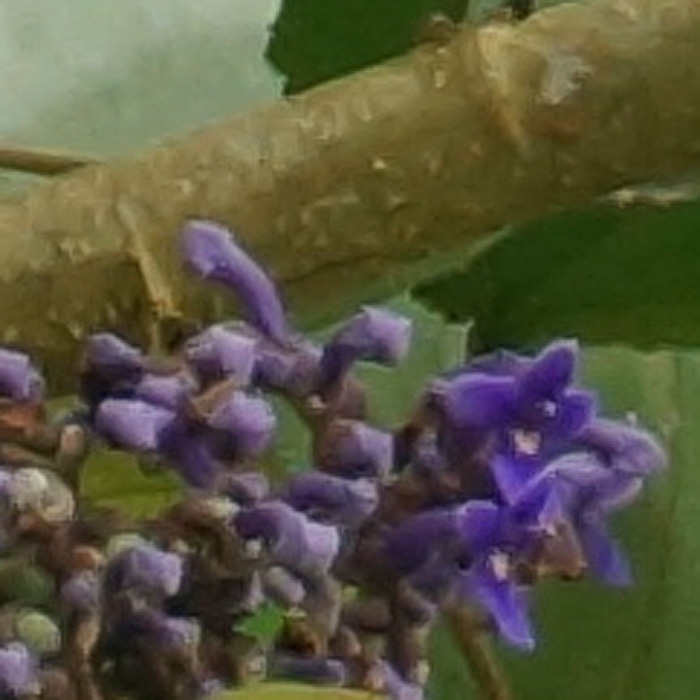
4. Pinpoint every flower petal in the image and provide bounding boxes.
[109,544,184,598]
[184,324,257,386]
[377,660,425,700]
[318,307,411,389]
[206,391,276,458]
[491,452,541,505]
[95,398,175,452]
[182,220,290,343]
[431,373,516,429]
[215,470,270,505]
[0,349,44,402]
[385,508,459,575]
[580,418,667,476]
[316,420,394,480]
[460,568,535,651]
[134,372,197,410]
[0,643,38,697]
[549,389,596,438]
[235,502,340,576]
[456,500,503,553]
[577,517,632,587]
[518,339,579,402]
[283,471,378,527]
[162,427,222,489]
